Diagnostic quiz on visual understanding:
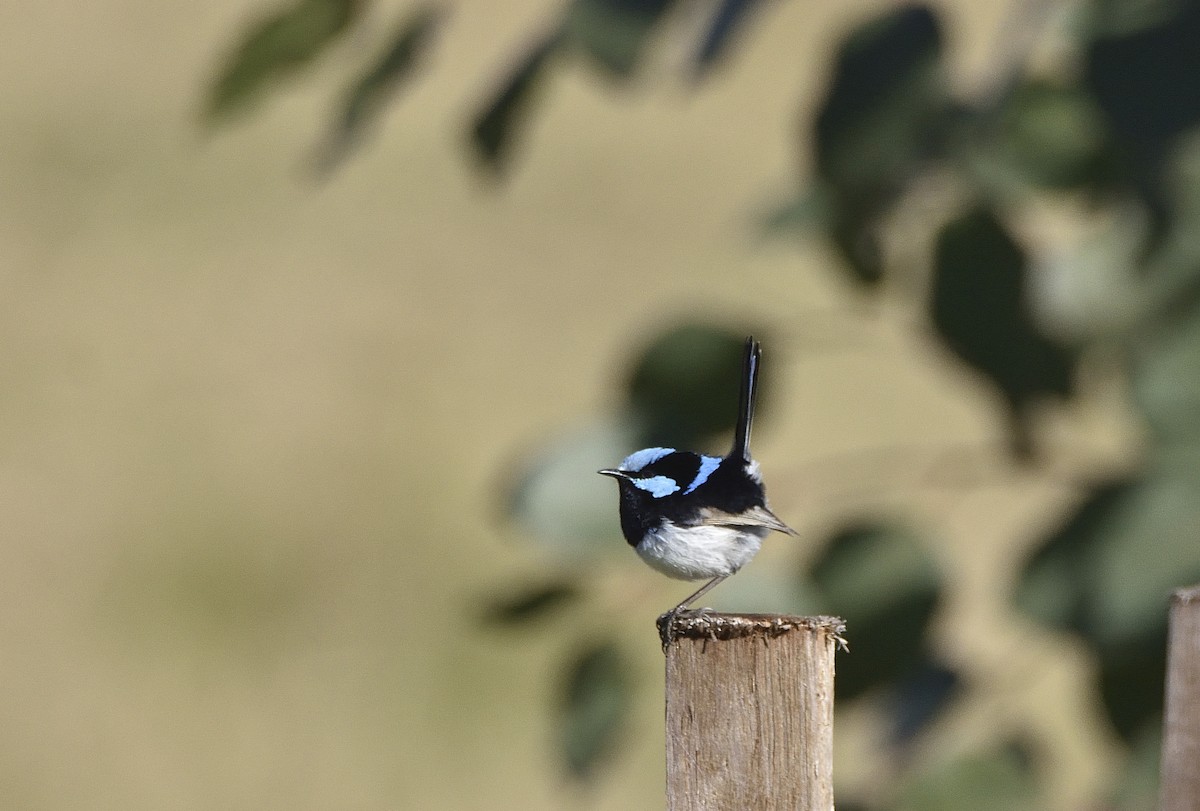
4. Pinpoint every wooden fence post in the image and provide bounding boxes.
[1162,584,1200,811]
[662,613,844,811]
